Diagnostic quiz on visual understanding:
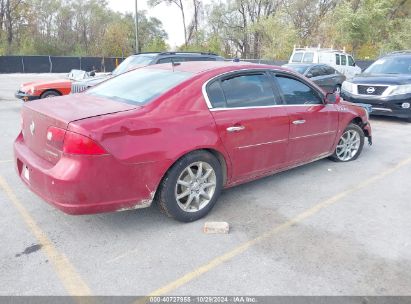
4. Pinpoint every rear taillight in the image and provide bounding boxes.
[46,127,107,155]
[47,126,66,150]
[63,131,107,155]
